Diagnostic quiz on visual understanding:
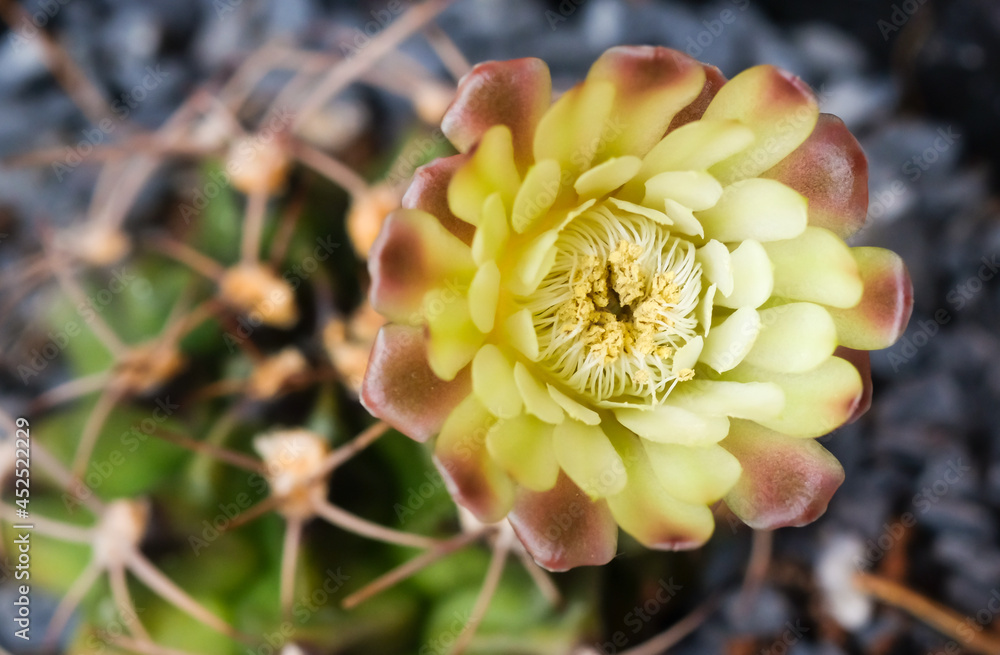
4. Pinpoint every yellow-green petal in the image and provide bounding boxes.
[448,124,522,225]
[533,79,616,174]
[512,159,562,233]
[553,420,626,498]
[434,394,514,522]
[696,239,734,296]
[614,405,730,445]
[471,192,510,265]
[696,178,808,243]
[472,344,523,418]
[666,380,784,422]
[644,170,723,211]
[745,302,837,373]
[504,308,541,360]
[717,239,774,309]
[643,442,742,505]
[486,414,559,492]
[764,226,863,309]
[662,198,704,237]
[622,119,754,200]
[508,229,560,295]
[724,357,862,438]
[605,428,715,550]
[514,362,564,424]
[702,64,819,184]
[700,307,761,373]
[672,335,704,377]
[574,155,642,199]
[426,293,483,380]
[468,262,501,333]
[548,384,600,425]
